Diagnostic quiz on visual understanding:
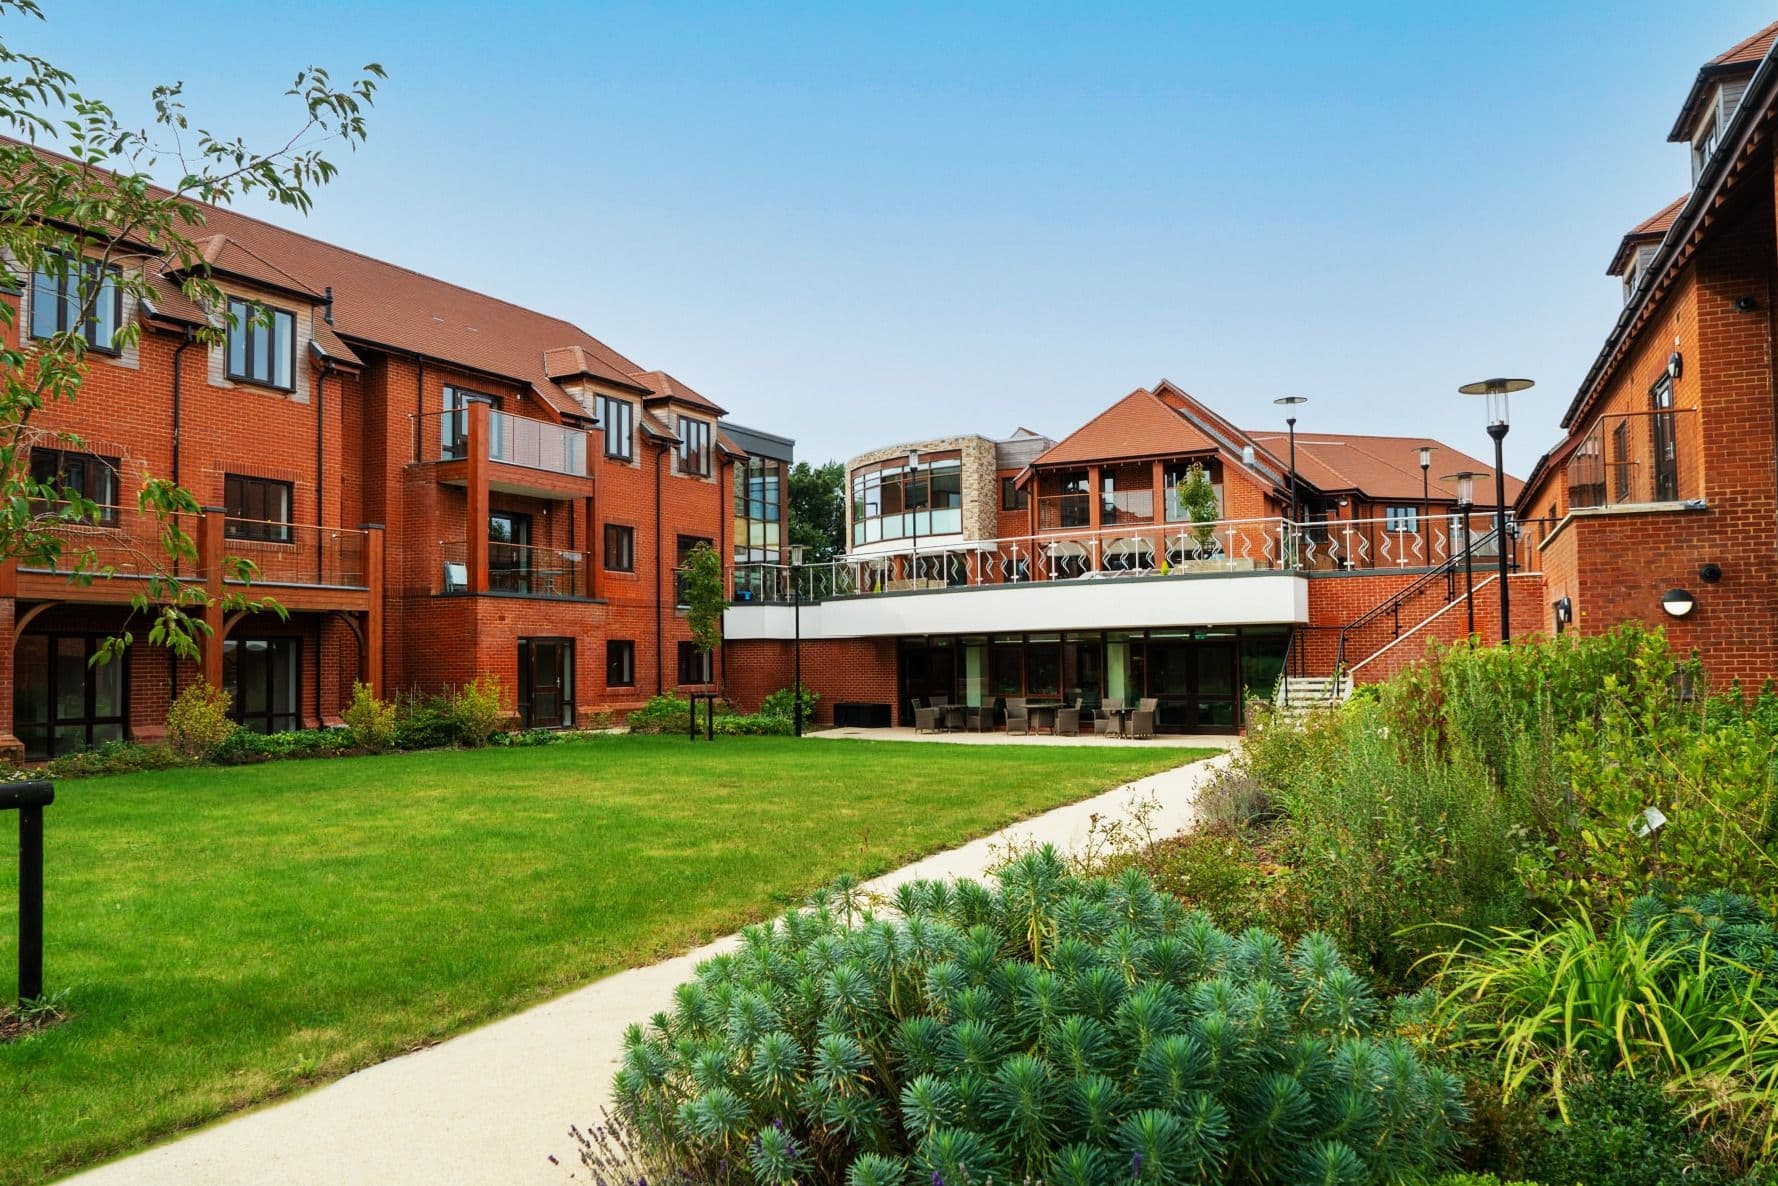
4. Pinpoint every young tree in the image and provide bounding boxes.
[679,540,726,675]
[0,0,383,662]
[1175,462,1221,554]
[787,459,845,563]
